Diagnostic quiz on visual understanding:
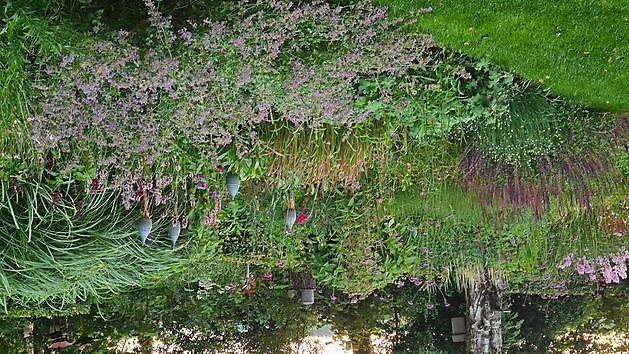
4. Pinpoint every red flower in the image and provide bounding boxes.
[297,212,309,224]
